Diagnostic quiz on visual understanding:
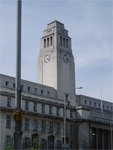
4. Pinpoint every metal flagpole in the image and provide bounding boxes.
[14,0,22,149]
